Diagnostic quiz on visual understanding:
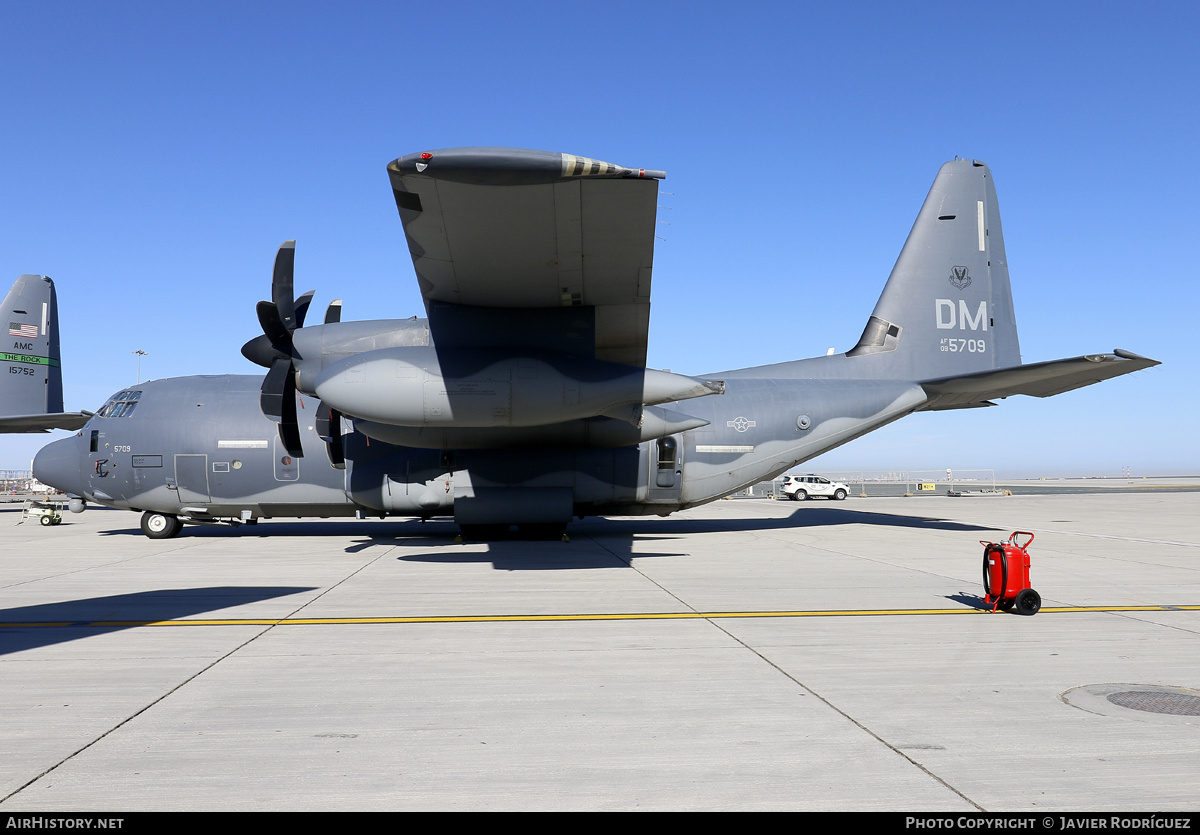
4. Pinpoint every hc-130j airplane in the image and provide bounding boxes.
[1,274,91,433]
[33,149,1158,539]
